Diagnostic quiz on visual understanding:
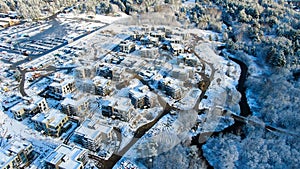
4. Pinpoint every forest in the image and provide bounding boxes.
[179,0,300,168]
